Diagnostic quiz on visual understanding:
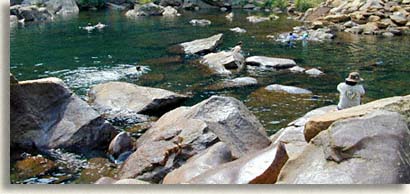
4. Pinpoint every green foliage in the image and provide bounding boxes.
[139,0,153,4]
[76,0,107,9]
[295,0,323,12]
[262,0,289,11]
